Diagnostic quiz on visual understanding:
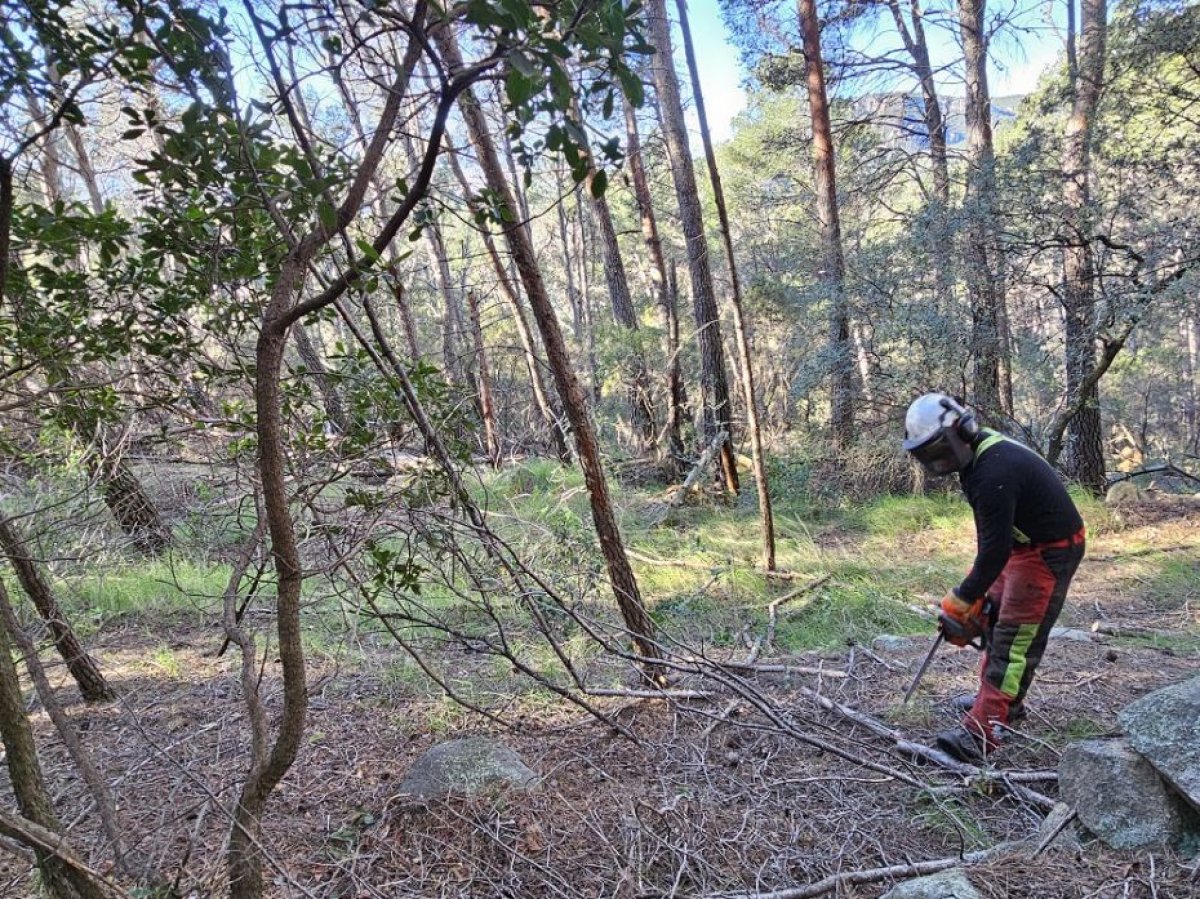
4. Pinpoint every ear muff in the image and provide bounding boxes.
[956,410,980,441]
